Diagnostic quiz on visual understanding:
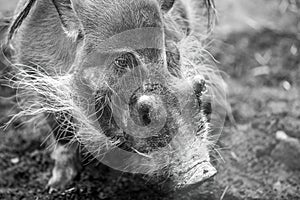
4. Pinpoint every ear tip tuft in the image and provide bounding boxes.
[160,0,176,12]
